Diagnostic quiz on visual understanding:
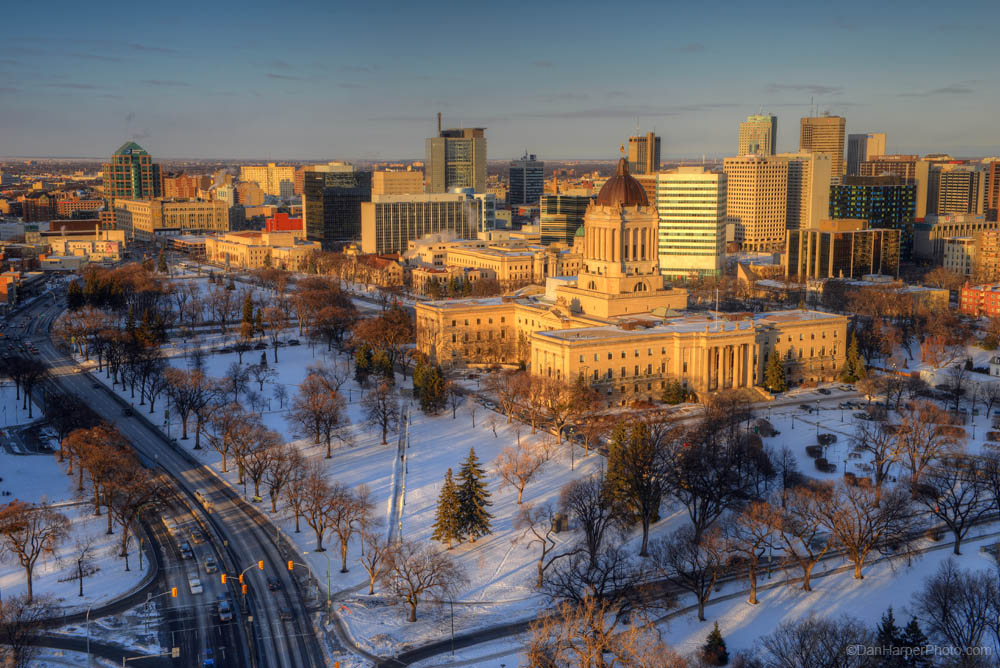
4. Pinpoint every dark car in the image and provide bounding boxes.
[287,339,300,346]
[798,404,811,411]
[254,342,268,350]
[279,607,293,621]
[267,577,281,591]
[123,407,134,416]
[92,382,101,389]
[817,388,832,395]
